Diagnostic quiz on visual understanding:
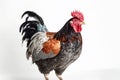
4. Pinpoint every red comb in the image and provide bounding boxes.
[71,10,84,21]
